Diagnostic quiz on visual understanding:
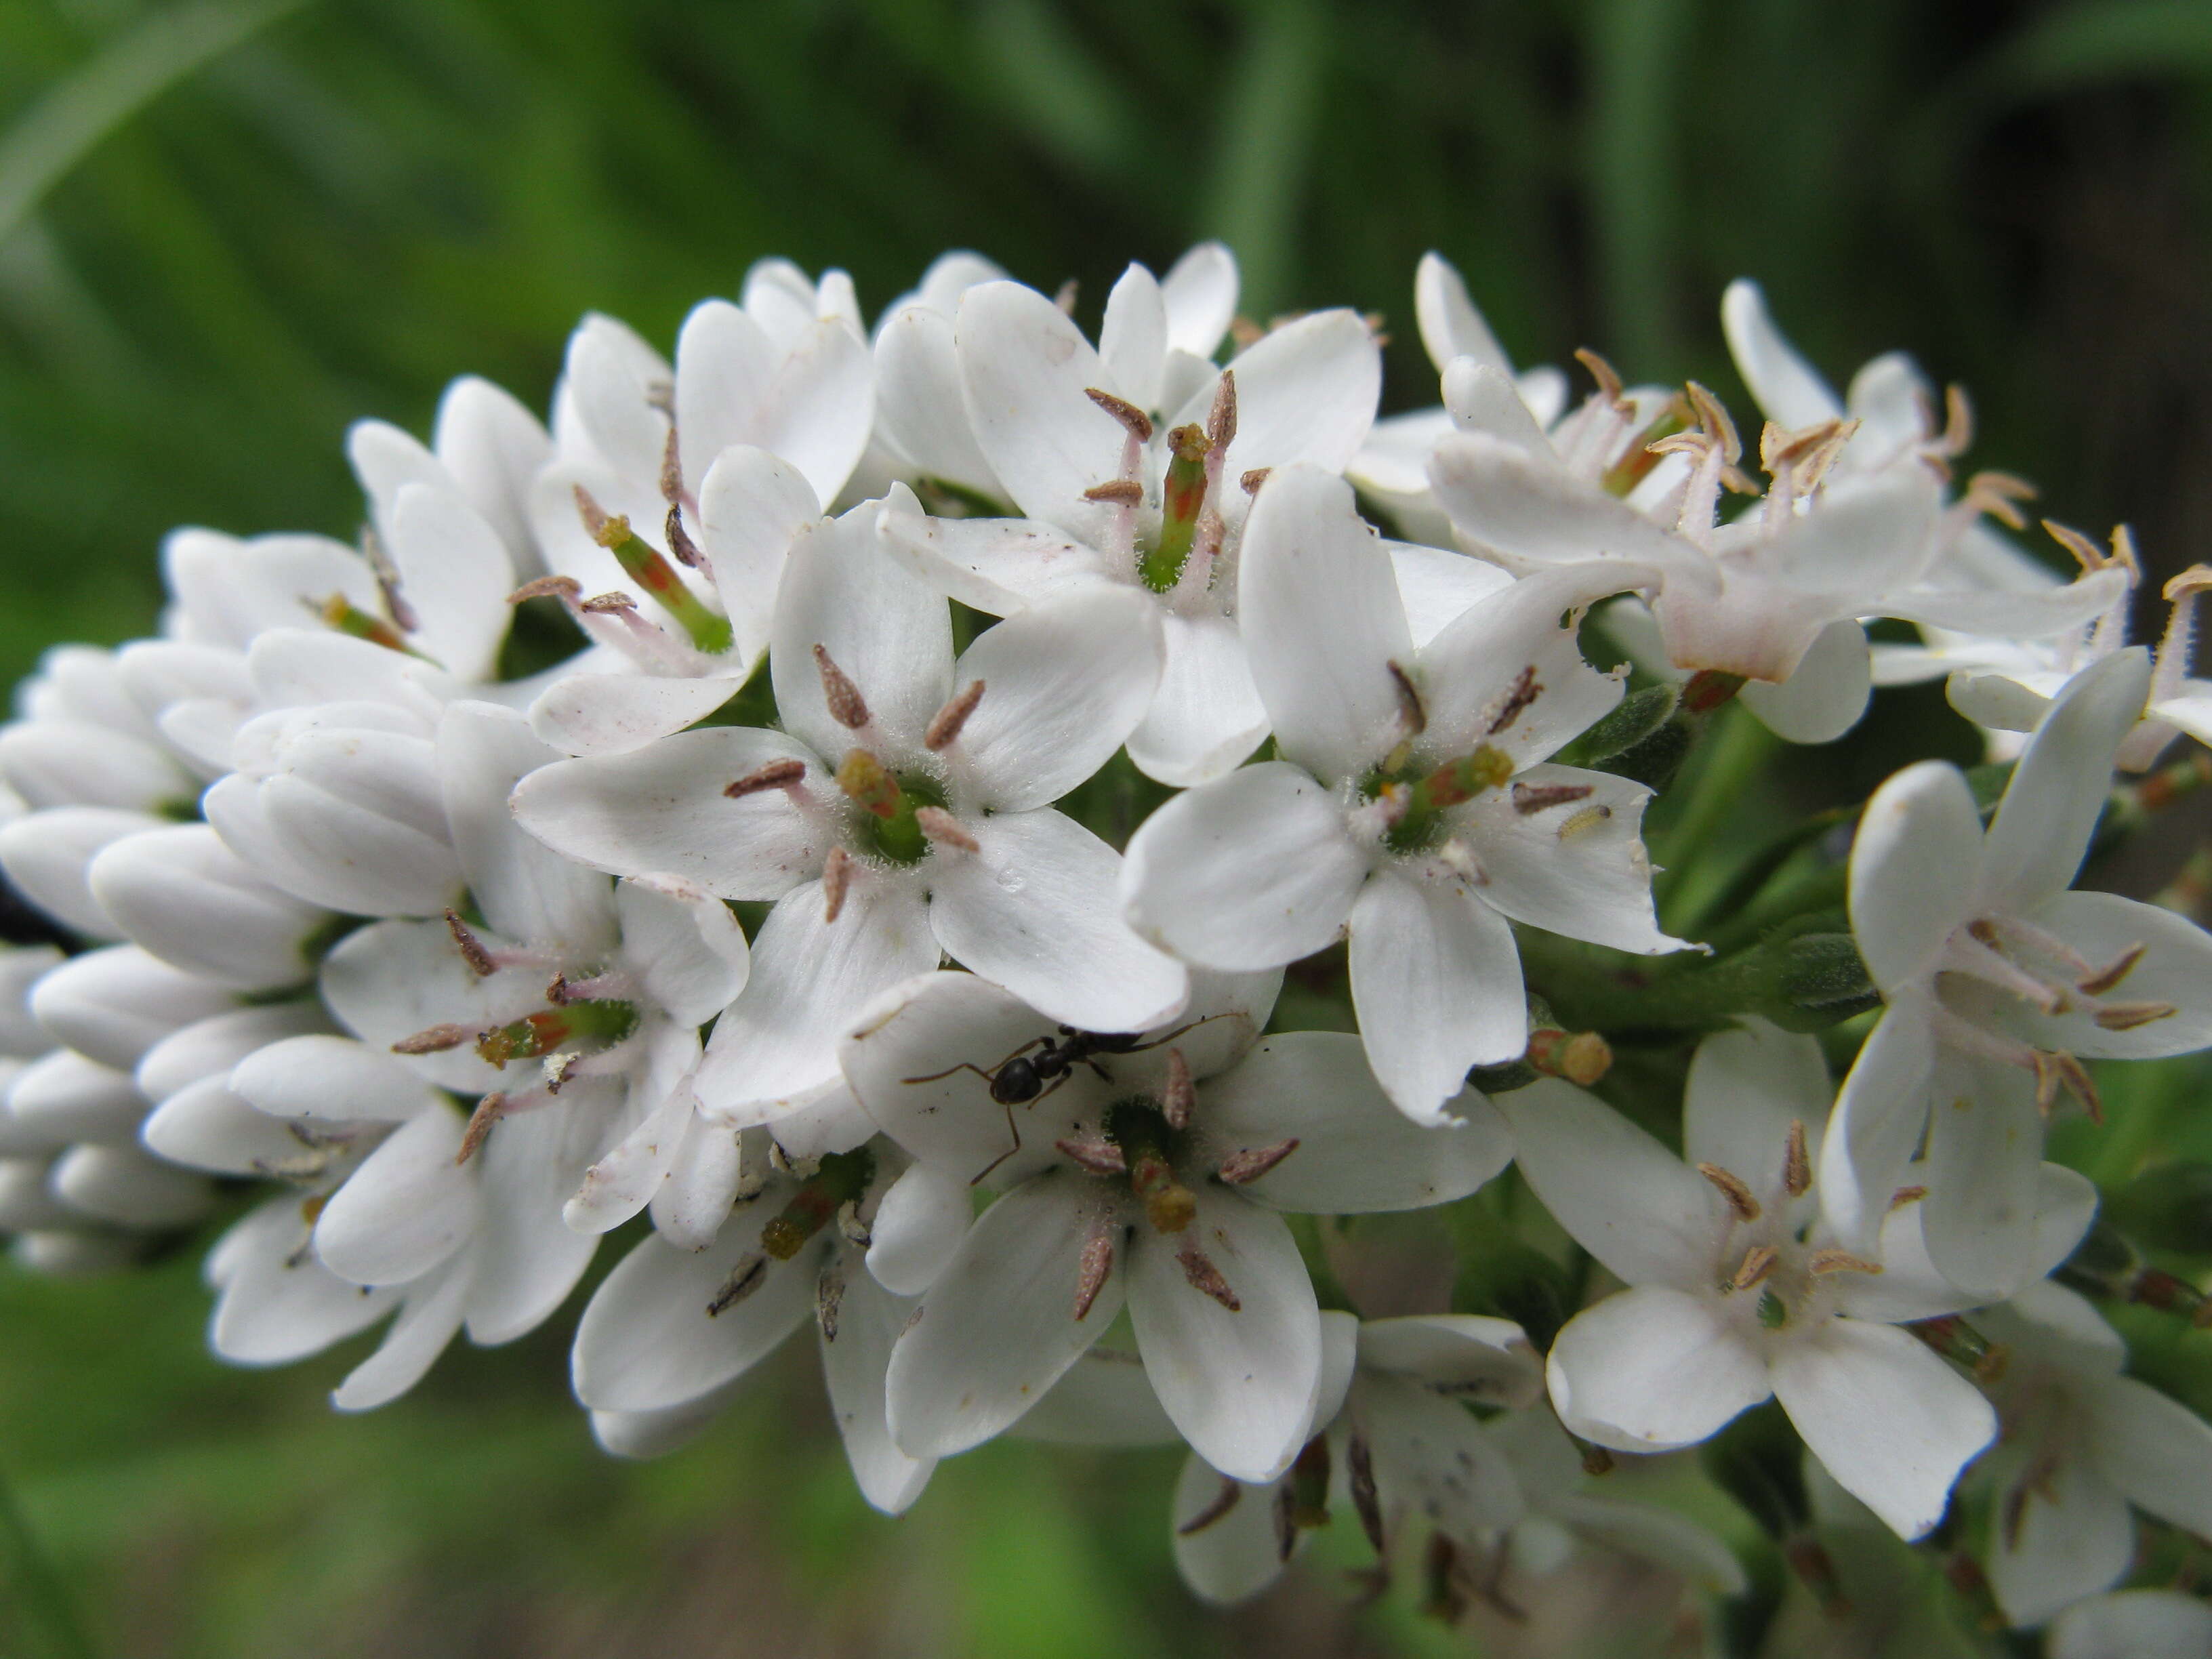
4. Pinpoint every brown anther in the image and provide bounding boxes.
[2093,1000,2178,1032]
[1176,1477,1243,1537]
[546,972,573,1006]
[1572,347,1628,411]
[1162,1047,1195,1131]
[658,425,684,508]
[813,644,870,729]
[725,758,807,798]
[924,680,986,751]
[1240,467,1271,495]
[1731,1244,1779,1291]
[1053,279,1080,316]
[1178,1242,1241,1311]
[1684,382,1742,464]
[361,525,419,634]
[1271,1485,1298,1563]
[455,1092,507,1165]
[1696,1162,1761,1223]
[544,1054,581,1095]
[815,1265,844,1341]
[1346,1434,1385,1551]
[914,806,979,853]
[1216,1139,1300,1185]
[1956,471,2032,529]
[1084,387,1153,443]
[1783,1120,1811,1198]
[1889,1184,1929,1210]
[1485,665,1542,737]
[392,1023,472,1055]
[1940,383,1974,455]
[1720,463,1762,496]
[509,574,583,606]
[706,1252,769,1316]
[579,591,636,614]
[1055,1136,1127,1176]
[573,484,624,548]
[2164,562,2212,601]
[2044,518,2125,576]
[1082,479,1145,506]
[2034,1050,2102,1122]
[1385,659,1427,737]
[664,505,705,570]
[1808,1250,1883,1277]
[444,909,497,977]
[1511,781,1595,815]
[1073,1228,1115,1321]
[1205,369,1237,451]
[821,846,853,924]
